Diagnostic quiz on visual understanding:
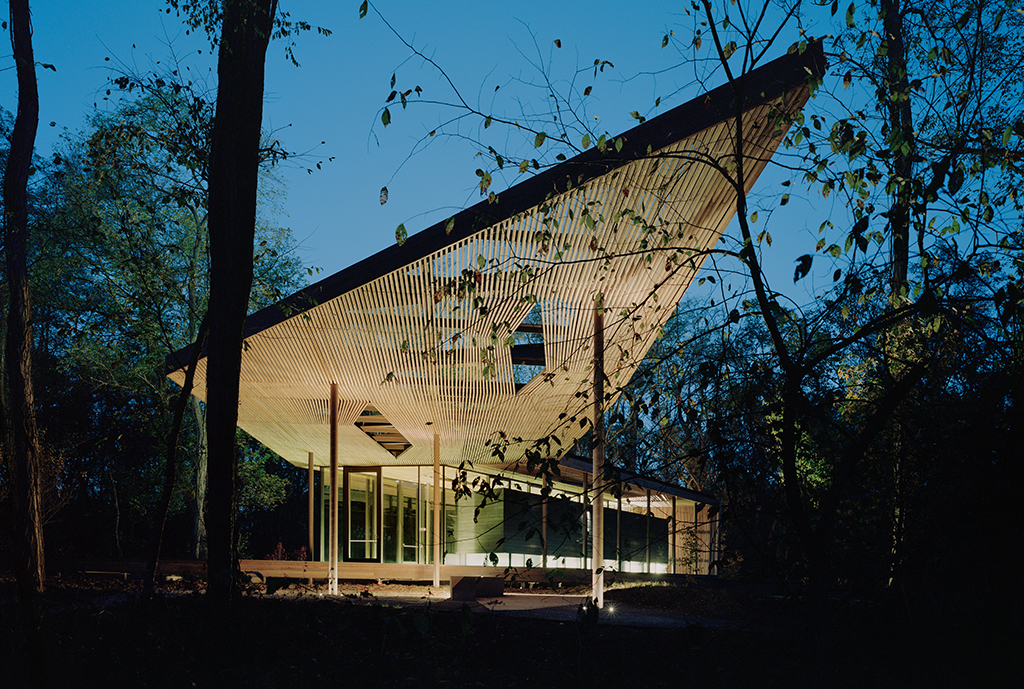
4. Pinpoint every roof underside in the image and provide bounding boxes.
[168,46,825,471]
